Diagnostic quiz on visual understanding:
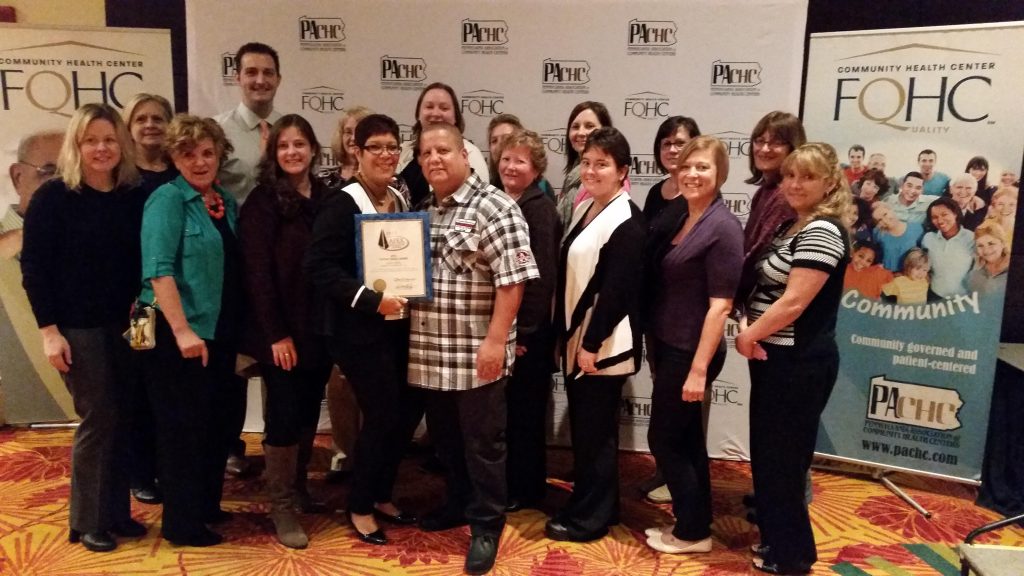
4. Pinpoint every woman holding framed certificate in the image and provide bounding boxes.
[305,114,418,546]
